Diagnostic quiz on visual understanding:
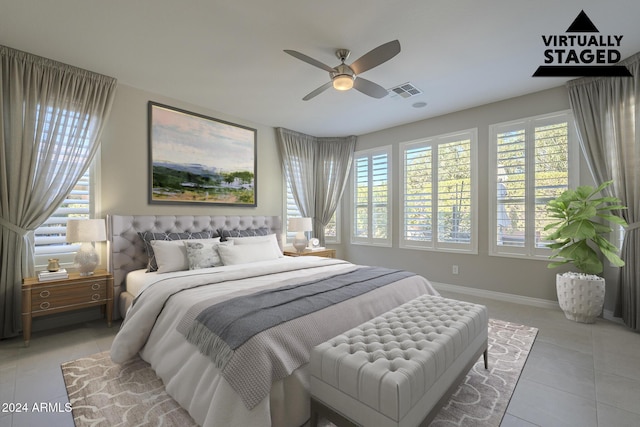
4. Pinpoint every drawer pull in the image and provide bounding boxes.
[91,293,101,301]
[40,302,50,310]
[39,290,50,298]
[91,283,101,290]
